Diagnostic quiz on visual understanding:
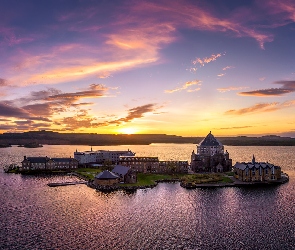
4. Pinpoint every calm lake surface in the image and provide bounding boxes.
[1,144,295,250]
